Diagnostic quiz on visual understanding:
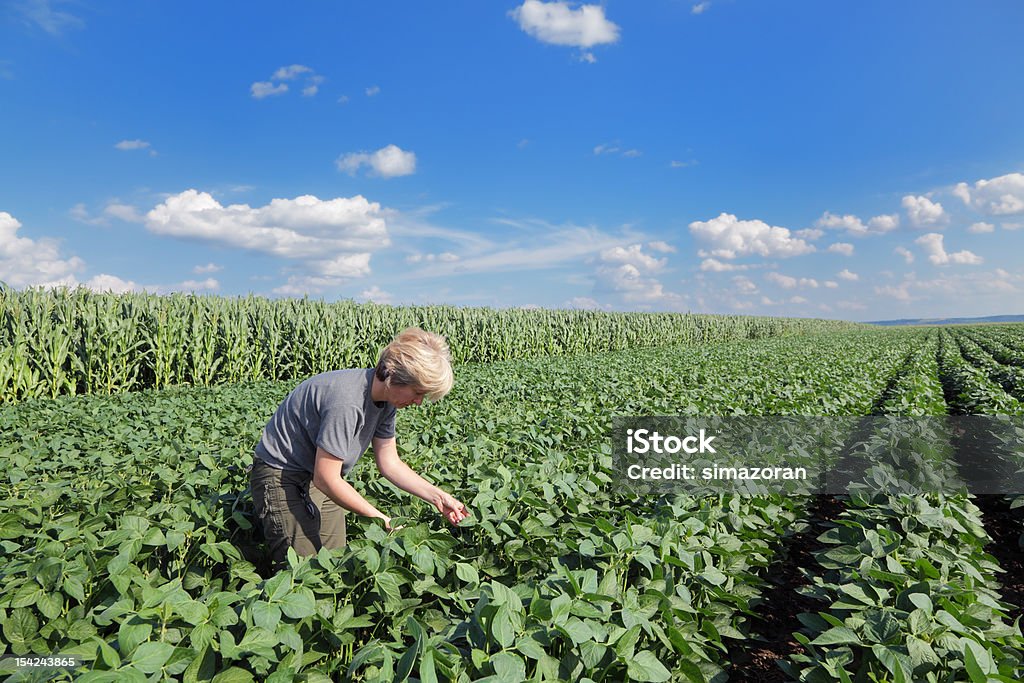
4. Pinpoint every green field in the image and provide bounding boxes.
[2,292,1023,681]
